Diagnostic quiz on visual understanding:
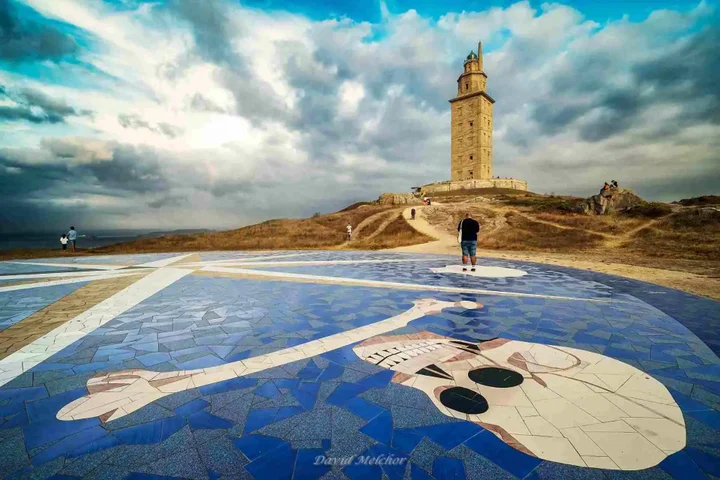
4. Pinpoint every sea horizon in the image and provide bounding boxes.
[0,228,213,251]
